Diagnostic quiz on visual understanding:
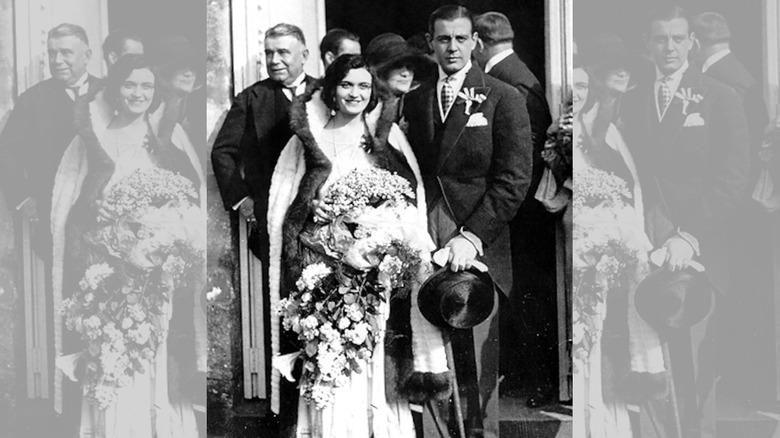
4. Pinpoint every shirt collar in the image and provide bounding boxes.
[701,48,731,73]
[656,60,689,83]
[69,72,89,89]
[287,73,306,89]
[438,60,472,82]
[484,49,514,74]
